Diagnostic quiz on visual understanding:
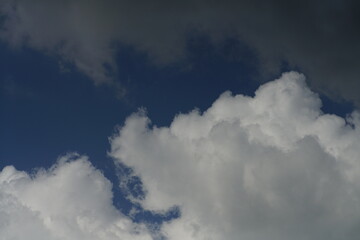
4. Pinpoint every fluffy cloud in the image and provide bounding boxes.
[1,1,360,104]
[110,72,360,240]
[0,153,153,240]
